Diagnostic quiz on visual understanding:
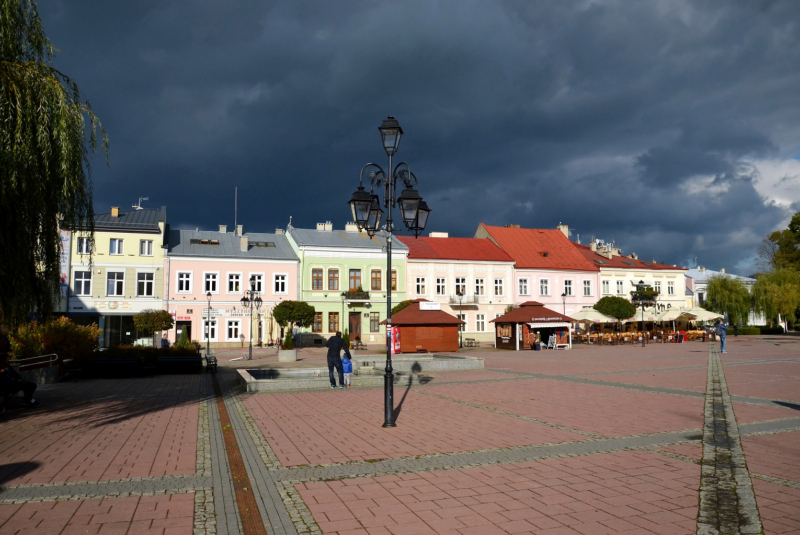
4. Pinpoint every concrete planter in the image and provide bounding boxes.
[278,349,297,362]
